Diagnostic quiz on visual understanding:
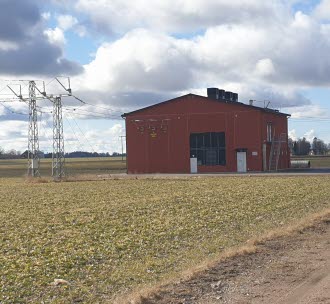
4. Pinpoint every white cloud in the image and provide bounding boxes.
[76,29,195,93]
[57,14,78,31]
[289,129,297,140]
[74,25,87,37]
[41,12,51,21]
[304,129,316,142]
[64,121,125,153]
[72,1,330,92]
[313,0,330,20]
[0,120,27,138]
[255,59,276,77]
[292,11,313,28]
[4,0,330,152]
[74,23,321,108]
[0,40,19,51]
[290,105,329,118]
[0,110,124,153]
[75,0,286,34]
[44,27,66,46]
